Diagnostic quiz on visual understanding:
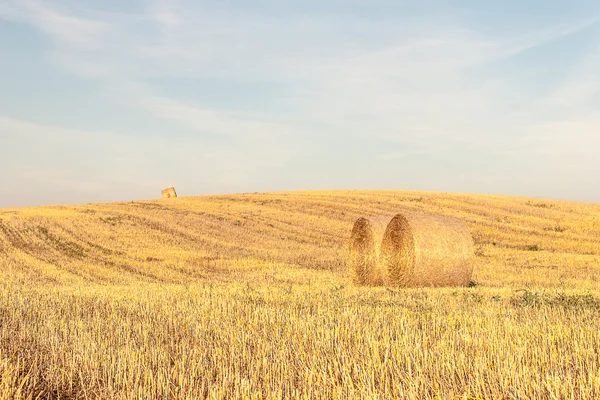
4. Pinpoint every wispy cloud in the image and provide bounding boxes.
[4,0,109,48]
[117,83,294,141]
[491,16,600,61]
